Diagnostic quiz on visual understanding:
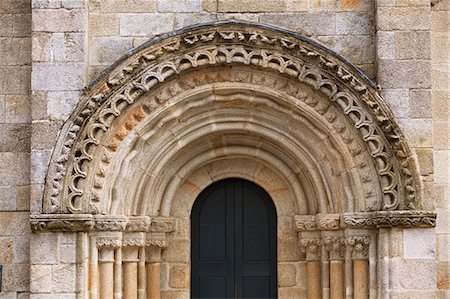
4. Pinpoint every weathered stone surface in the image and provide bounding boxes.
[410,89,432,118]
[32,62,85,91]
[218,0,286,12]
[59,233,77,263]
[377,7,431,31]
[403,228,436,259]
[0,237,14,263]
[174,13,217,29]
[14,235,30,263]
[53,264,77,292]
[157,0,201,12]
[432,91,449,120]
[378,60,431,89]
[0,66,31,94]
[0,0,31,14]
[13,13,31,37]
[260,13,336,36]
[5,95,31,123]
[169,265,189,288]
[32,9,86,32]
[119,13,174,36]
[0,37,31,65]
[416,148,434,176]
[30,264,52,293]
[89,0,157,13]
[0,187,16,211]
[399,119,433,147]
[0,153,30,186]
[279,237,302,262]
[433,121,449,150]
[0,124,30,152]
[162,239,190,262]
[89,13,119,36]
[0,212,30,236]
[395,31,431,60]
[30,150,51,184]
[89,36,133,65]
[336,12,374,35]
[31,120,63,150]
[278,263,297,287]
[30,233,58,264]
[381,89,410,118]
[0,14,13,37]
[334,35,374,64]
[47,91,80,121]
[391,258,437,290]
[2,263,29,292]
